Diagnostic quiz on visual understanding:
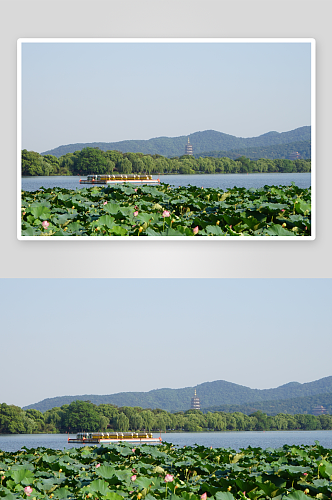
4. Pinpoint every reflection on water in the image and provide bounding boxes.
[1,430,331,453]
[21,173,311,192]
